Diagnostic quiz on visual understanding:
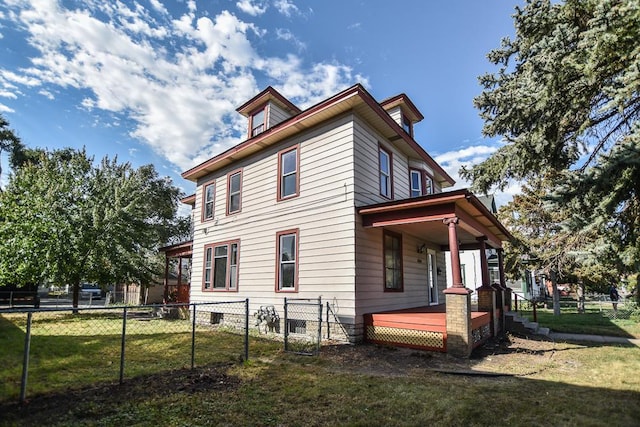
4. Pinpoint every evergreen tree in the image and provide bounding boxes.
[463,0,640,274]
